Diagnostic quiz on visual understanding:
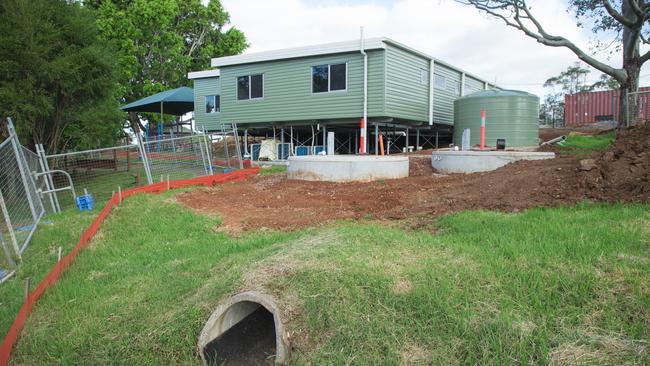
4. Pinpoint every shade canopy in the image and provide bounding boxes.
[121,87,194,115]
